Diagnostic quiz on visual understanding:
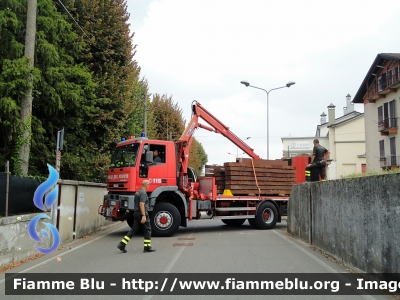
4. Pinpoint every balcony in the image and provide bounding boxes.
[378,117,398,135]
[379,155,400,168]
[366,72,400,100]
